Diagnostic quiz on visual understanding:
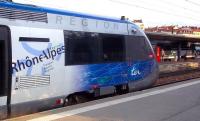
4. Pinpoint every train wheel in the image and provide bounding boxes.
[66,95,76,106]
[66,94,89,106]
[74,94,88,104]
